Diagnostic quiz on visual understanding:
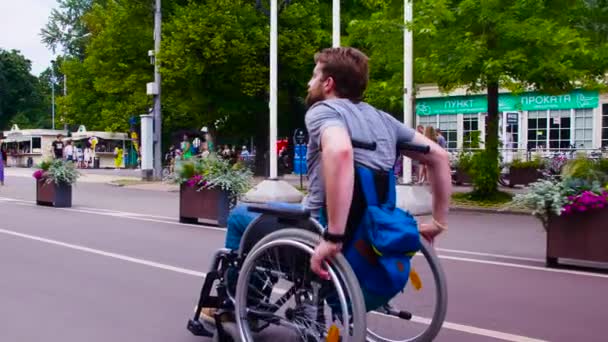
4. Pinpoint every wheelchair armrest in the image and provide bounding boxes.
[247,204,311,220]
